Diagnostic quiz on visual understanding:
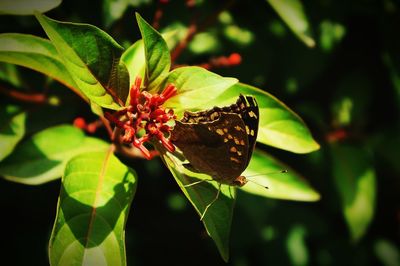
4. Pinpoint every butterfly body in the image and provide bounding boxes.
[170,95,259,186]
